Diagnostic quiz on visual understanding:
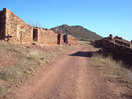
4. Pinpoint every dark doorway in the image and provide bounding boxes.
[0,11,5,40]
[63,35,68,44]
[57,34,61,44]
[33,29,38,42]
